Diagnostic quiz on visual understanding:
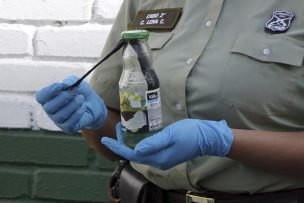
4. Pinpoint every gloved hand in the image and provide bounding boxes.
[36,75,108,133]
[101,119,233,170]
